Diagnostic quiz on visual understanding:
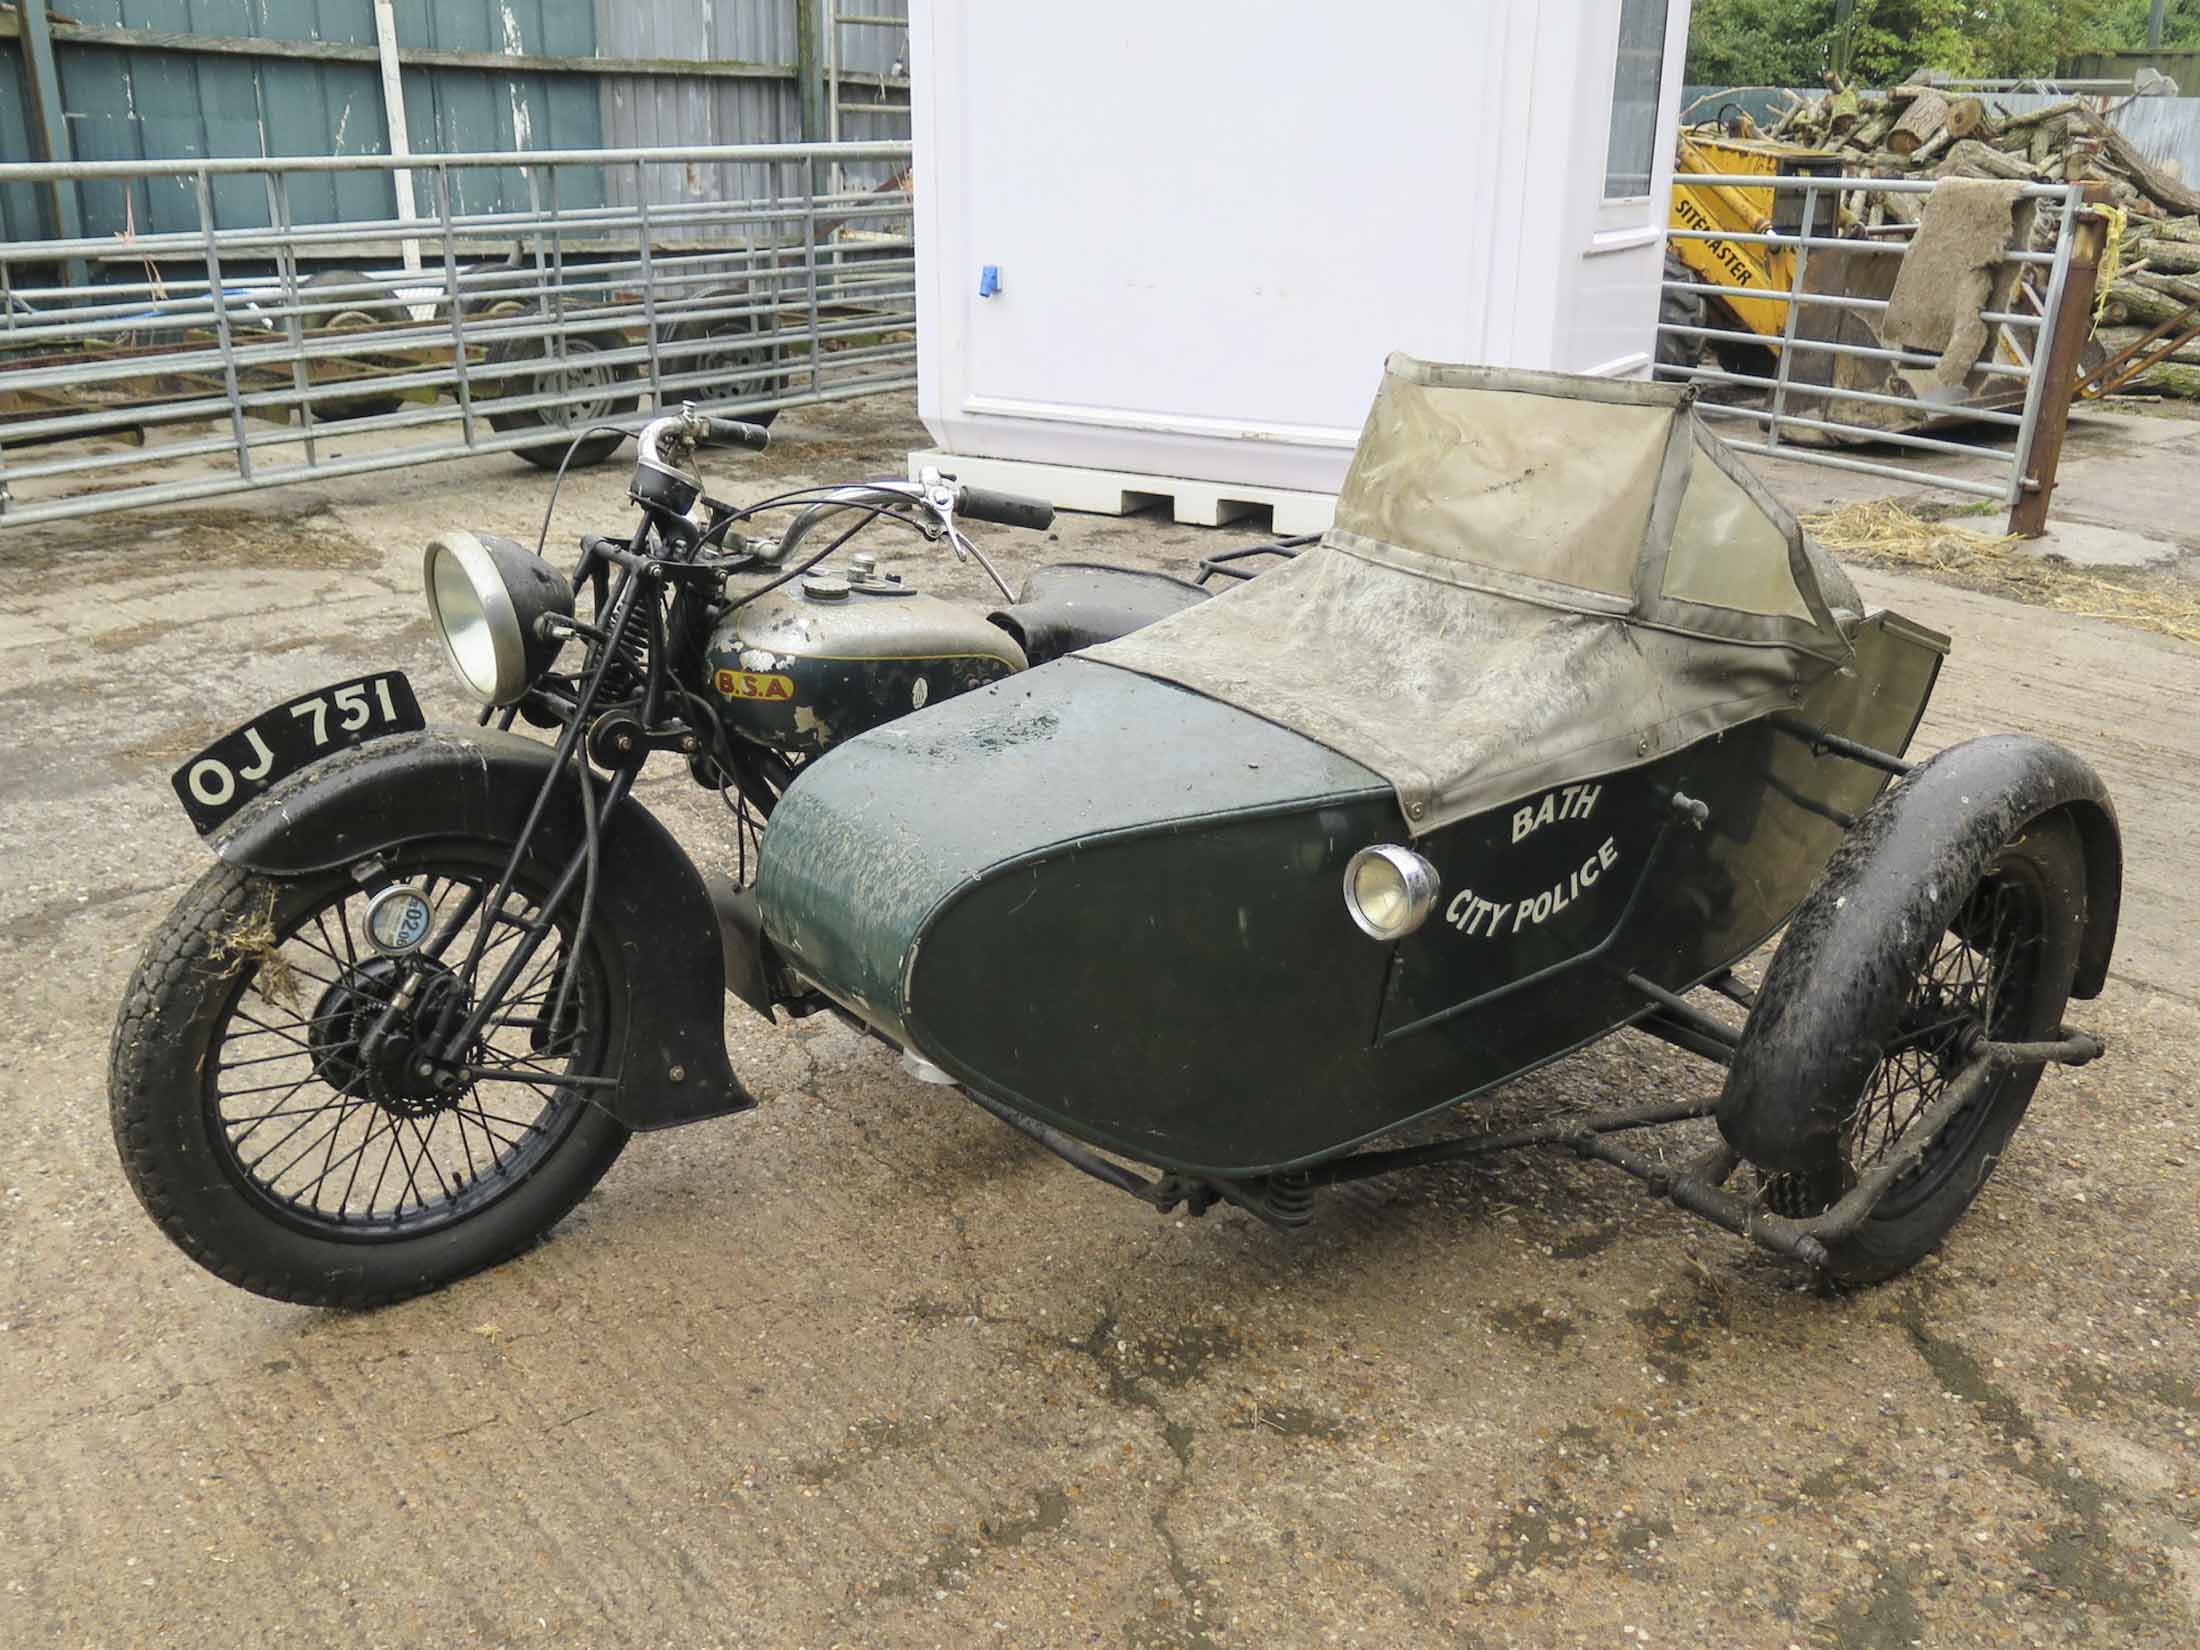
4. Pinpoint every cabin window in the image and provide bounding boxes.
[1603,0,1668,199]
